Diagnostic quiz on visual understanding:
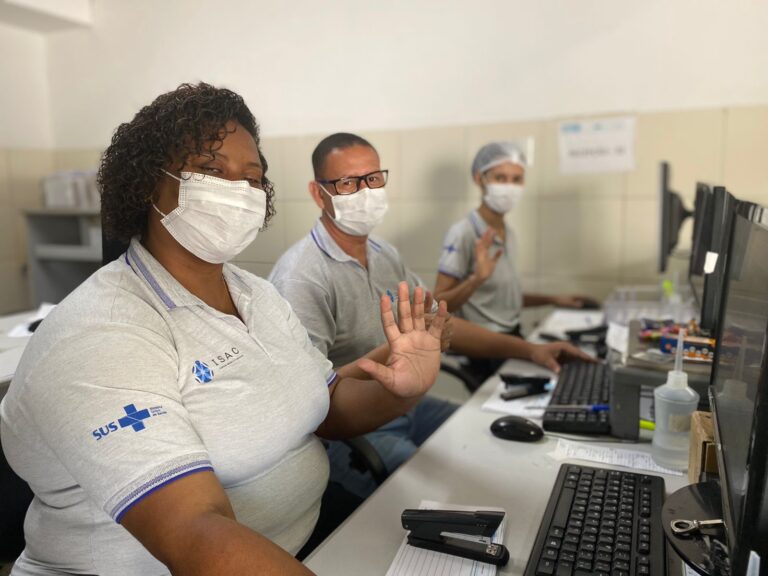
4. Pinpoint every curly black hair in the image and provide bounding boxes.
[98,82,276,242]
